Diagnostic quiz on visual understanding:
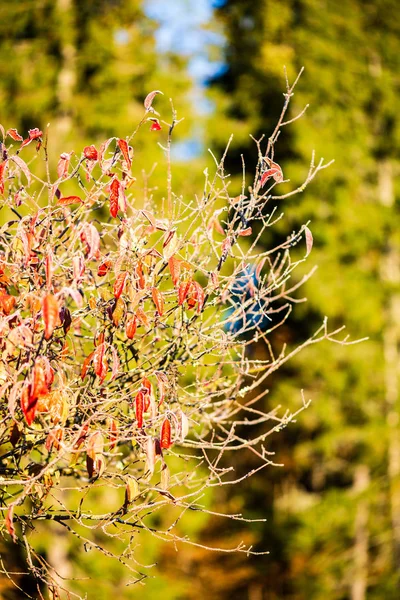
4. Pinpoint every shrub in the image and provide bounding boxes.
[0,73,359,597]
